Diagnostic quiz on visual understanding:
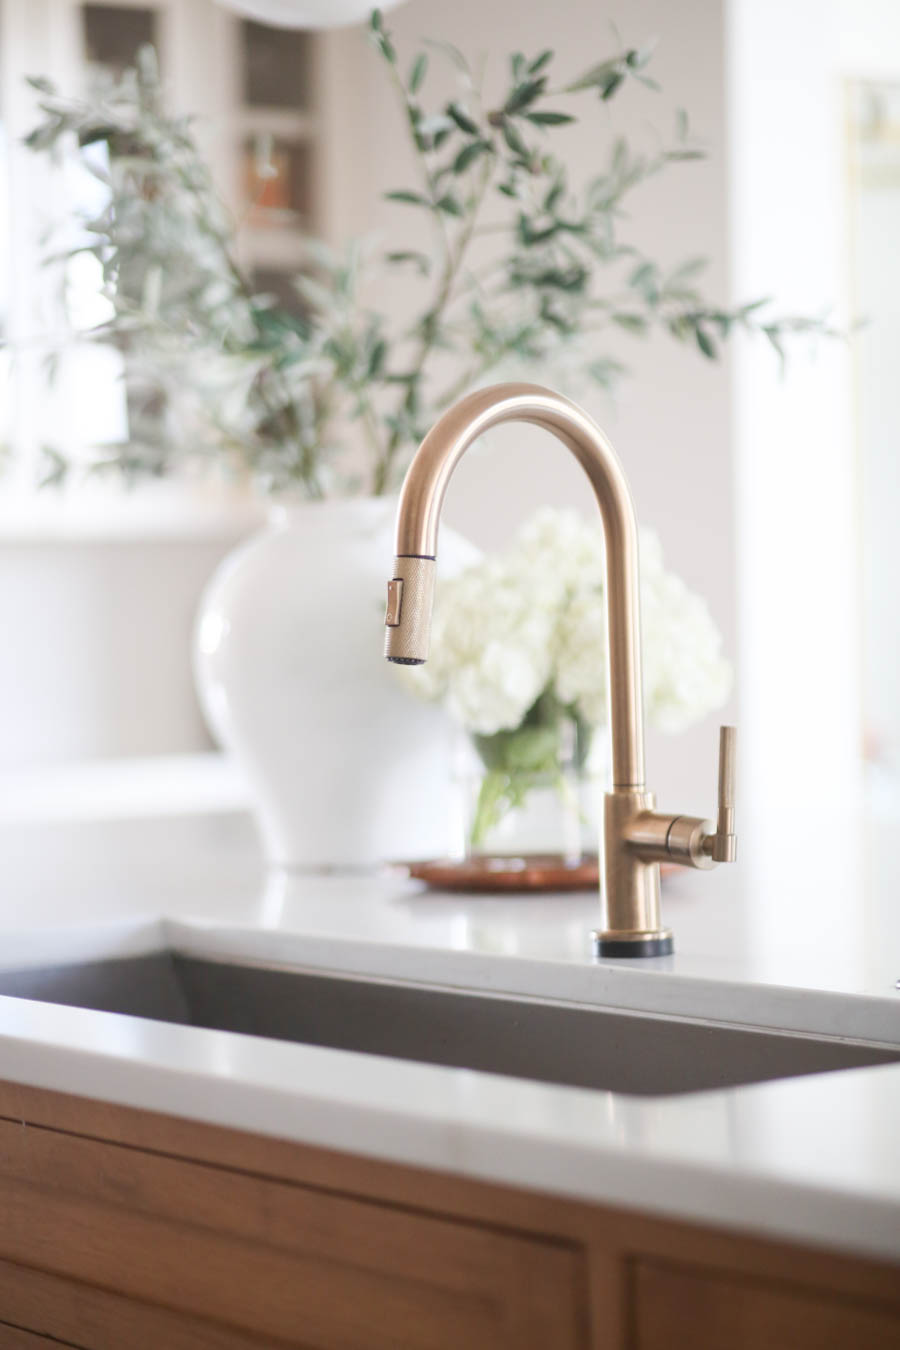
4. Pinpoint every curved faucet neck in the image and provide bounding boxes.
[393,382,646,790]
